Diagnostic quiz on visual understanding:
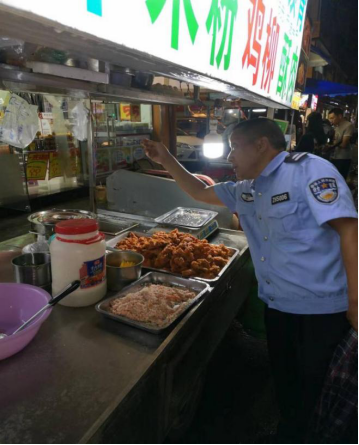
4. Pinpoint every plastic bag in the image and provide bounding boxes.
[70,102,89,141]
[0,93,39,149]
[22,235,50,254]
